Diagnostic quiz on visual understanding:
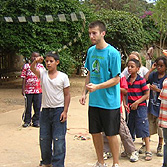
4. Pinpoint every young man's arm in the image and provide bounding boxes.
[30,56,43,78]
[79,71,90,105]
[60,86,71,122]
[130,90,149,110]
[86,75,120,92]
